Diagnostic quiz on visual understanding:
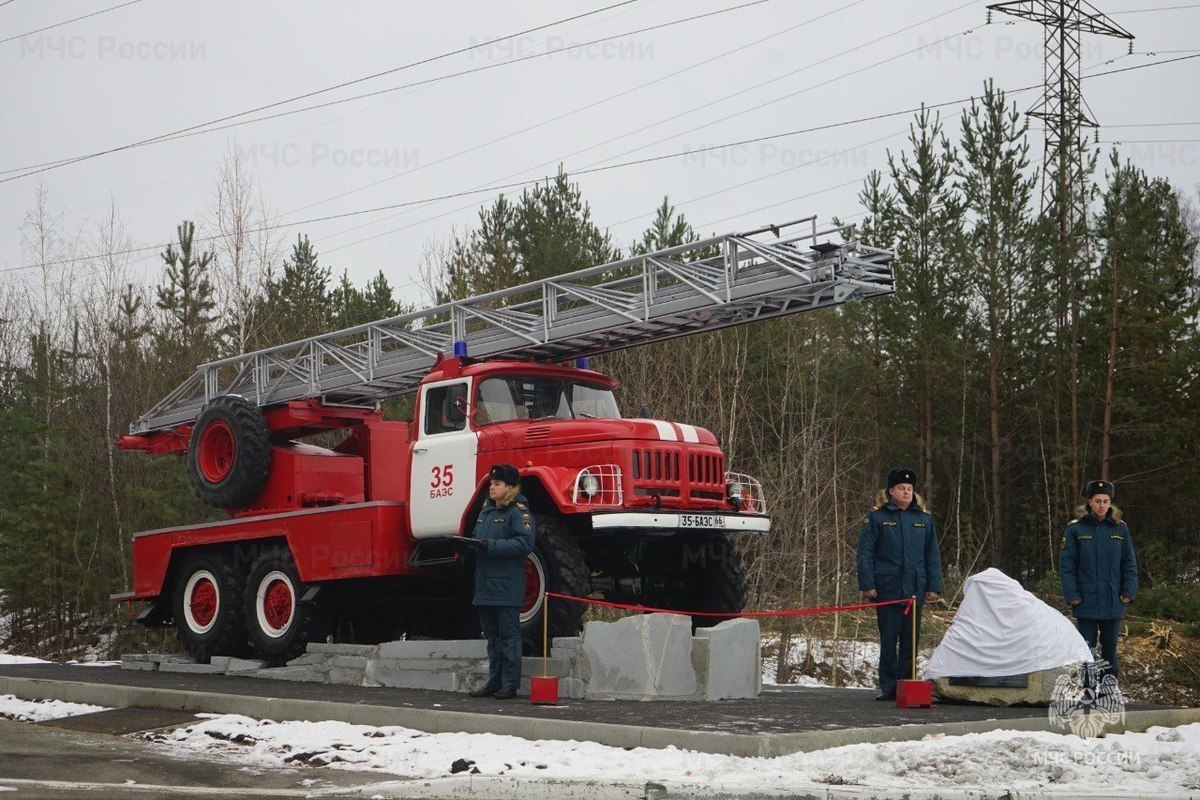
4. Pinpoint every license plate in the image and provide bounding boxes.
[679,514,724,529]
